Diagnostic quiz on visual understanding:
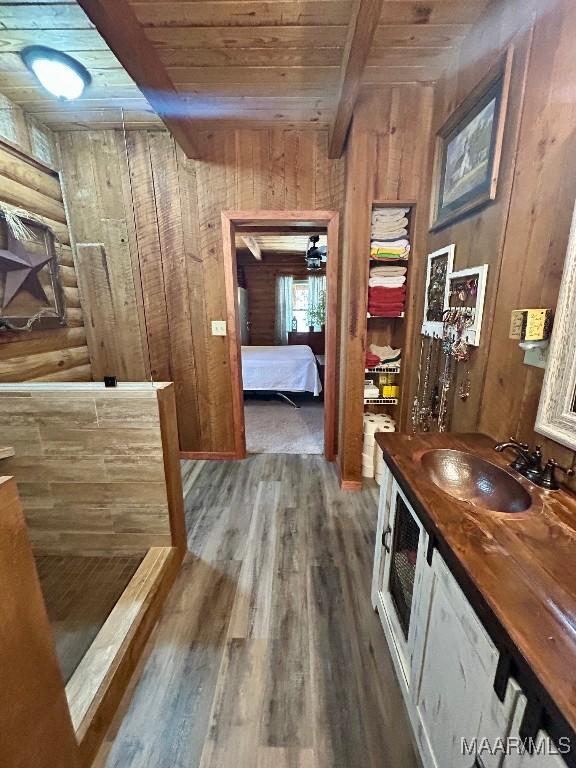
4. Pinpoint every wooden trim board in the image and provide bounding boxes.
[0,476,80,768]
[66,545,181,767]
[221,210,340,462]
[180,451,239,461]
[157,385,187,555]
